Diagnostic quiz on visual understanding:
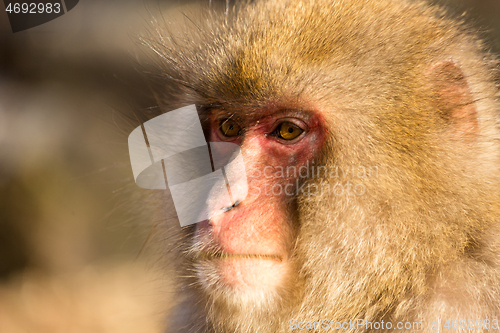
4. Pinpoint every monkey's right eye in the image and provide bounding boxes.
[275,121,304,141]
[219,119,242,137]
